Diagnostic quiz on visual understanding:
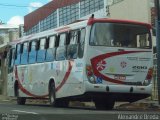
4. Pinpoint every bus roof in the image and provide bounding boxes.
[87,18,152,29]
[14,18,151,44]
